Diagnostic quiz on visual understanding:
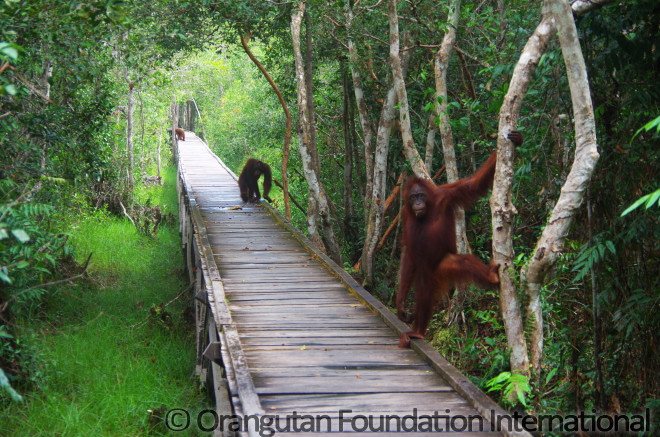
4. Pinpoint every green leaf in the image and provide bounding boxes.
[605,241,616,254]
[517,388,527,407]
[0,43,19,61]
[3,84,17,96]
[16,261,30,269]
[646,190,660,209]
[621,188,660,216]
[545,367,558,384]
[11,229,30,243]
[621,194,649,216]
[0,270,11,284]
